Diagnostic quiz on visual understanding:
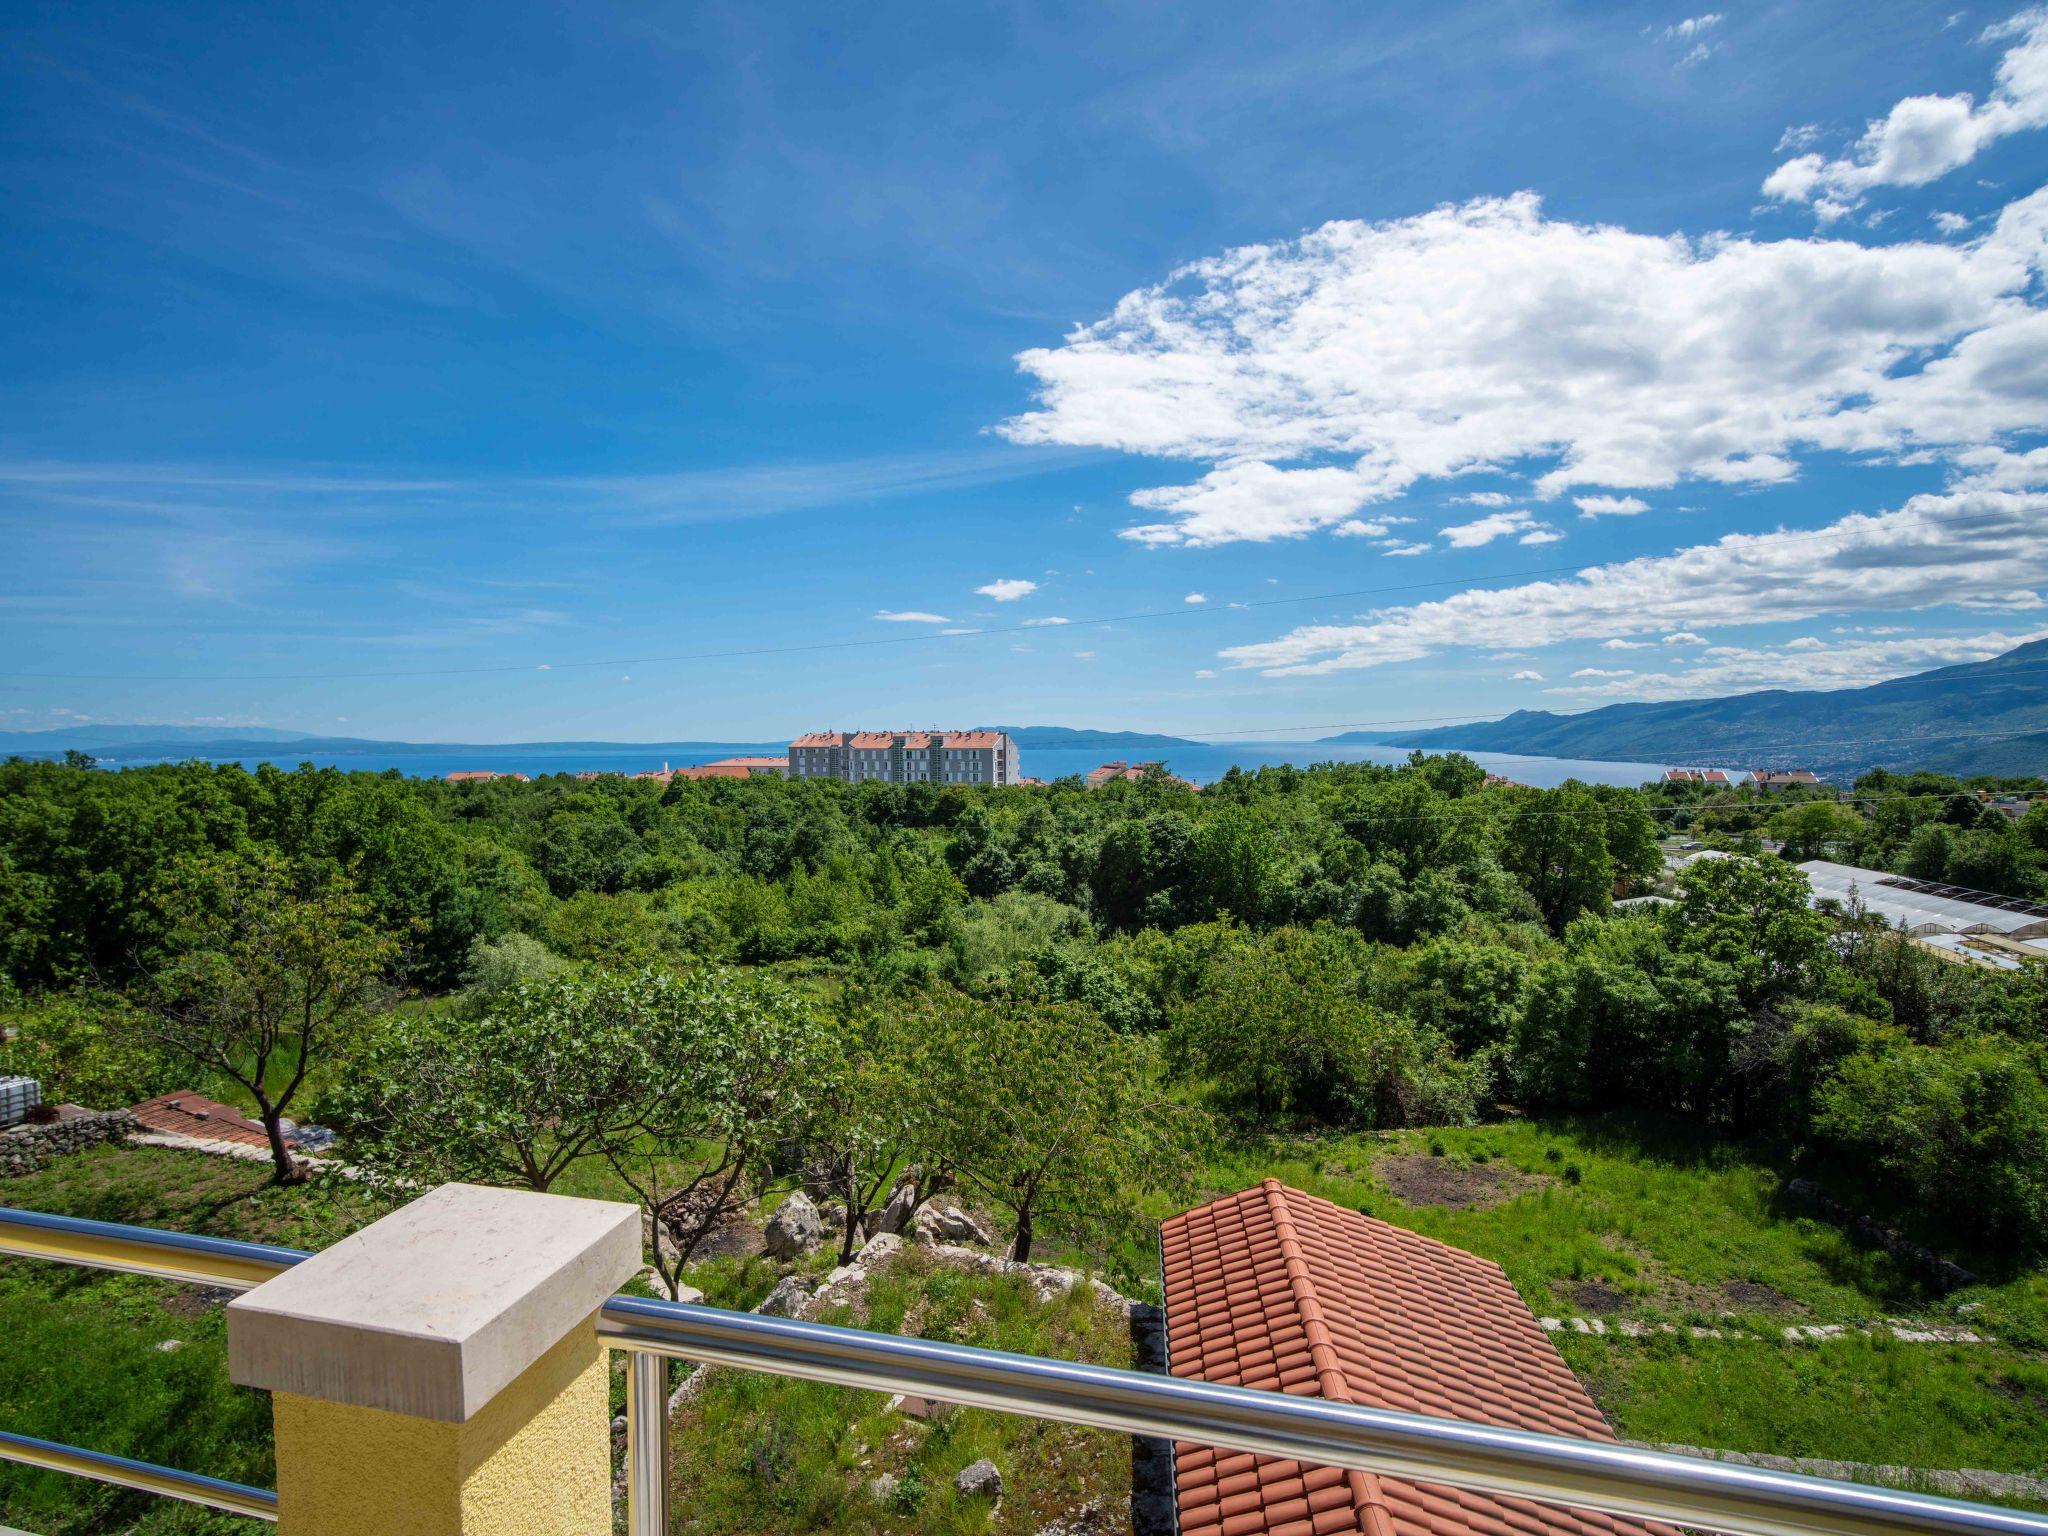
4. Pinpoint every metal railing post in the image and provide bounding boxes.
[625,1350,671,1536]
